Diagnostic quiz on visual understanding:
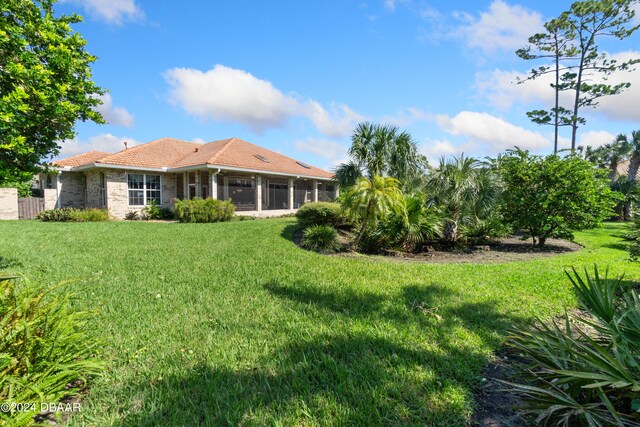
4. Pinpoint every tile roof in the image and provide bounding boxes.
[54,137,334,179]
[54,150,110,167]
